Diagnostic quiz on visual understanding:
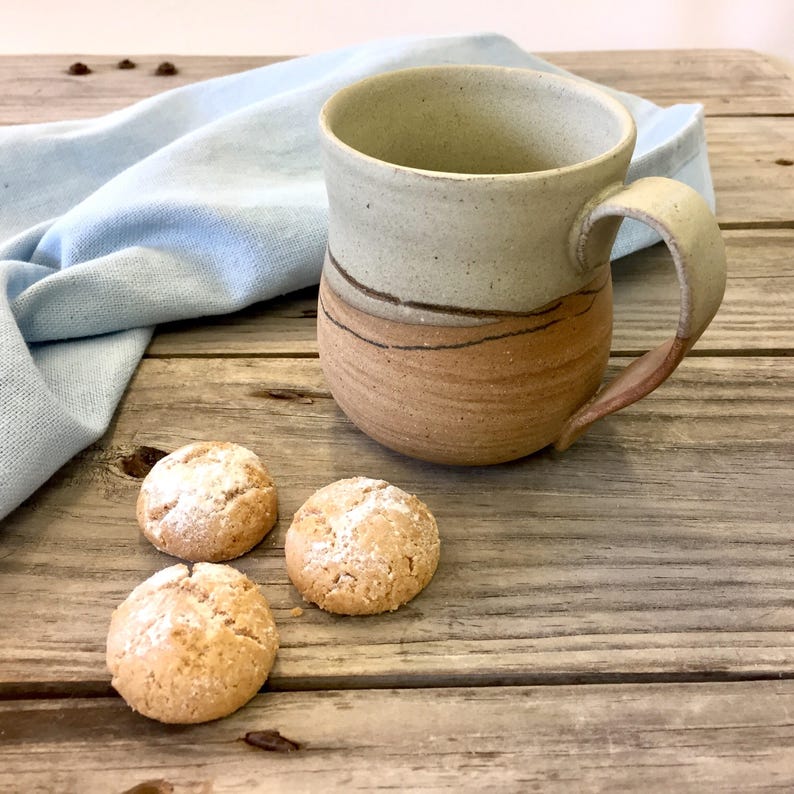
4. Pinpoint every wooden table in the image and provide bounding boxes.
[1,49,793,792]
